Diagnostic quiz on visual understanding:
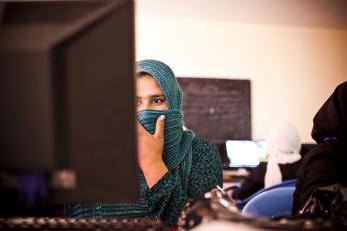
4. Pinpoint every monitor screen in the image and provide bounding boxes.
[0,0,139,207]
[226,140,267,168]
